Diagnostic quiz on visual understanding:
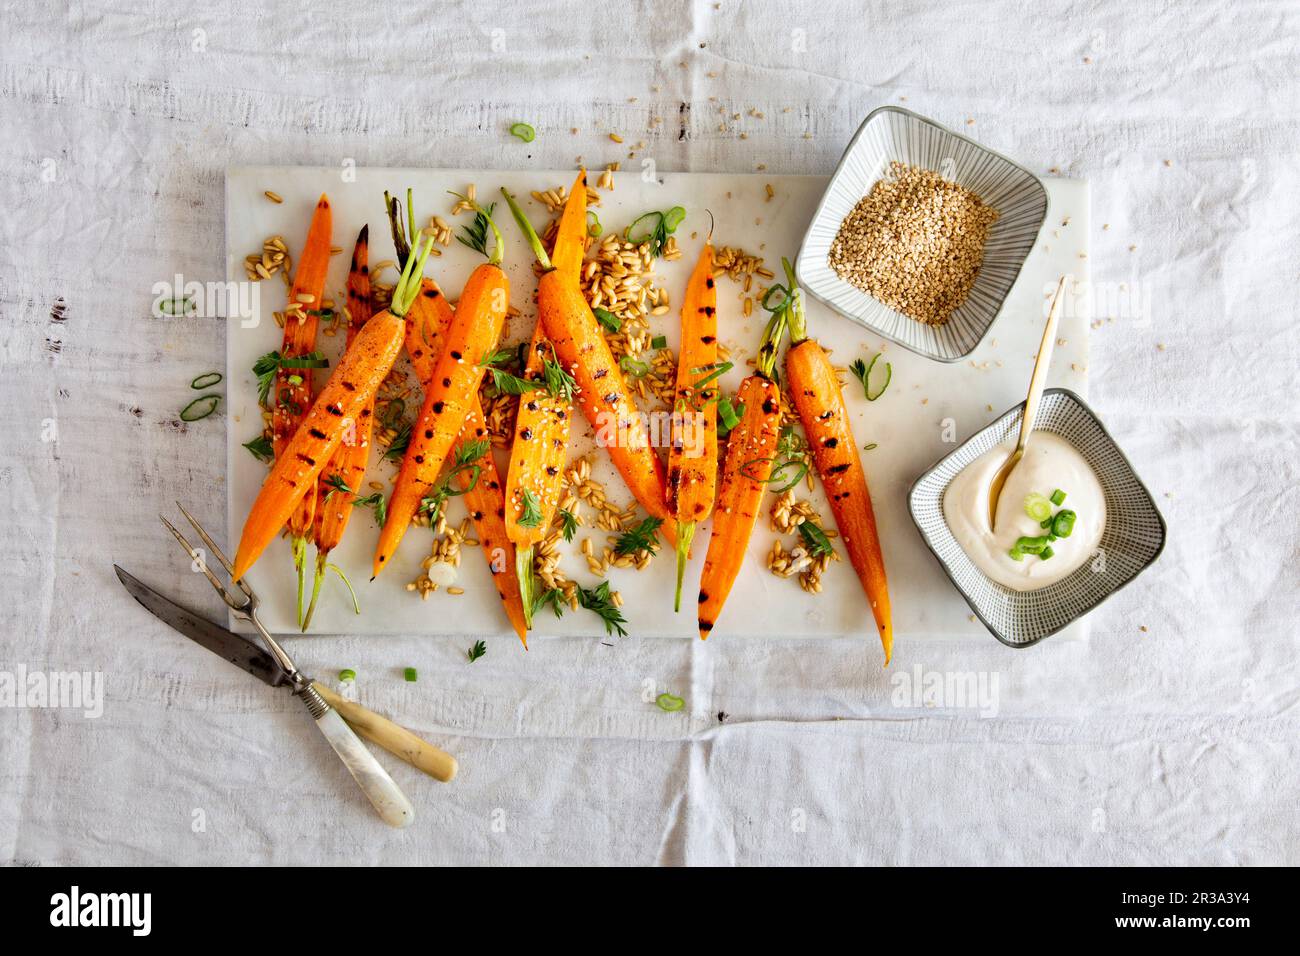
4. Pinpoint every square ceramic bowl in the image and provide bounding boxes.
[795,106,1050,362]
[908,389,1167,647]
